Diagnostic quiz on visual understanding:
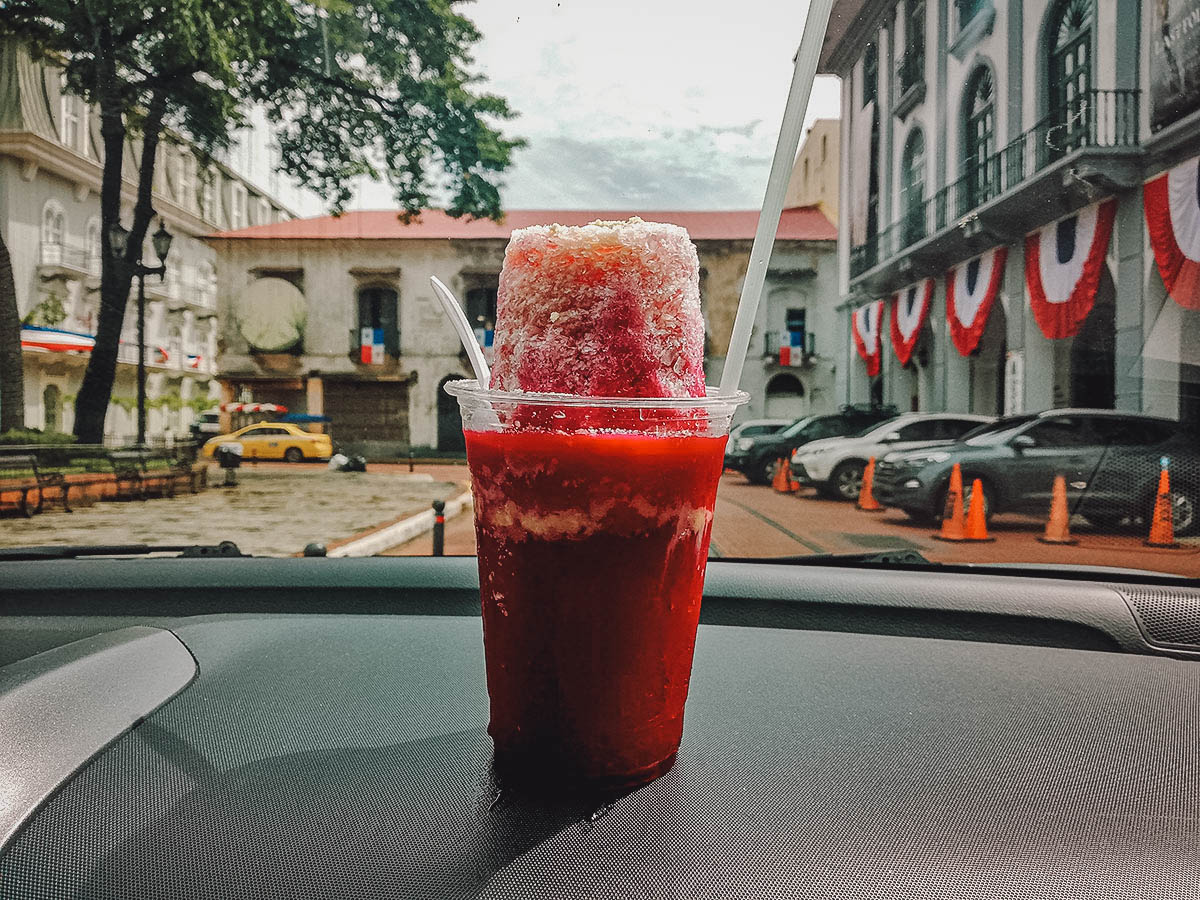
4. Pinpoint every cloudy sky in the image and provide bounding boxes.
[349,0,841,211]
